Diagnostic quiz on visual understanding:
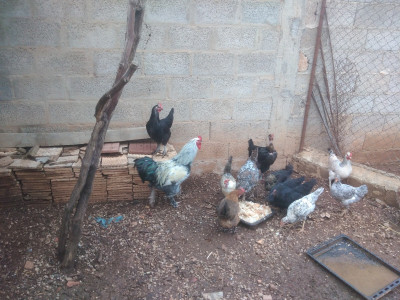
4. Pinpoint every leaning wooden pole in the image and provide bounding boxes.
[57,0,144,269]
